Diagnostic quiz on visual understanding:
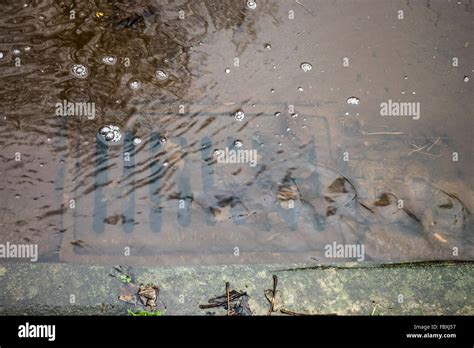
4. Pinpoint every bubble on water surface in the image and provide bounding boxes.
[102,55,117,65]
[346,96,360,105]
[234,110,245,121]
[98,125,122,143]
[70,64,89,79]
[129,79,141,90]
[300,62,312,72]
[155,70,168,81]
[246,1,257,10]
